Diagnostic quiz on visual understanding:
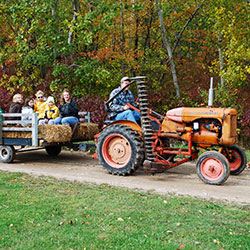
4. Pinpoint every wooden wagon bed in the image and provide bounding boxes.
[0,112,98,163]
